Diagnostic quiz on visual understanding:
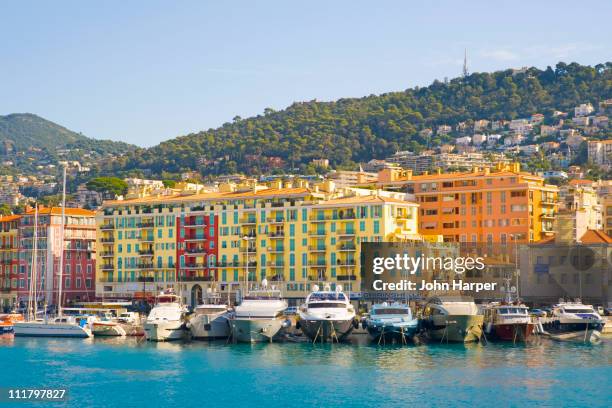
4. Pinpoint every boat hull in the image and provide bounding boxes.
[299,318,355,342]
[366,322,418,343]
[189,314,231,339]
[231,318,284,343]
[542,319,604,343]
[488,323,534,342]
[0,324,14,337]
[143,321,185,341]
[92,323,127,337]
[13,321,92,338]
[423,315,484,343]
